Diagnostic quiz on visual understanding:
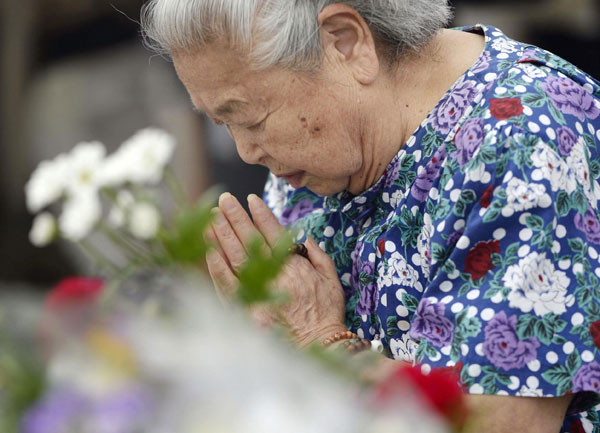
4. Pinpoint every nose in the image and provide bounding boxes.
[228,127,266,165]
